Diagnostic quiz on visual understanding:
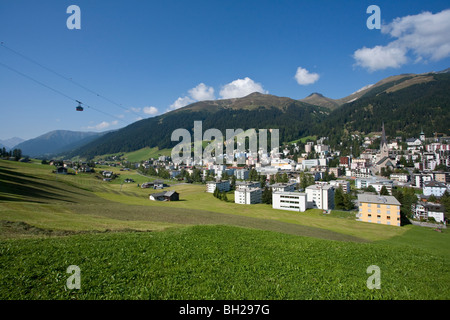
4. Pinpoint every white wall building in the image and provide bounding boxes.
[305,184,335,210]
[272,191,308,212]
[423,181,448,197]
[206,180,231,193]
[235,187,262,205]
[329,180,351,194]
